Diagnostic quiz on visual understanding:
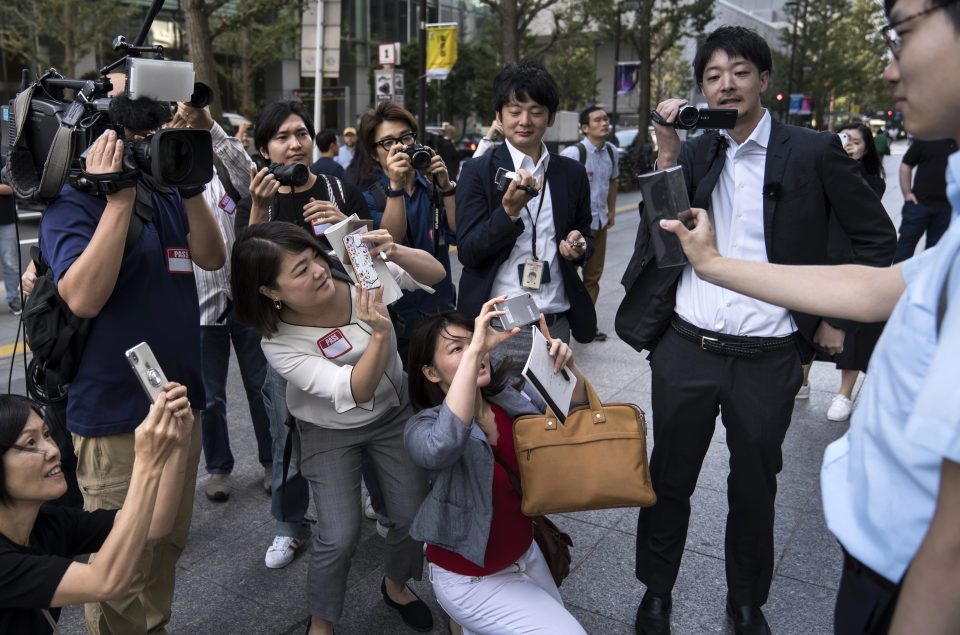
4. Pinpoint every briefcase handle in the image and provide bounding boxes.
[542,380,606,429]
